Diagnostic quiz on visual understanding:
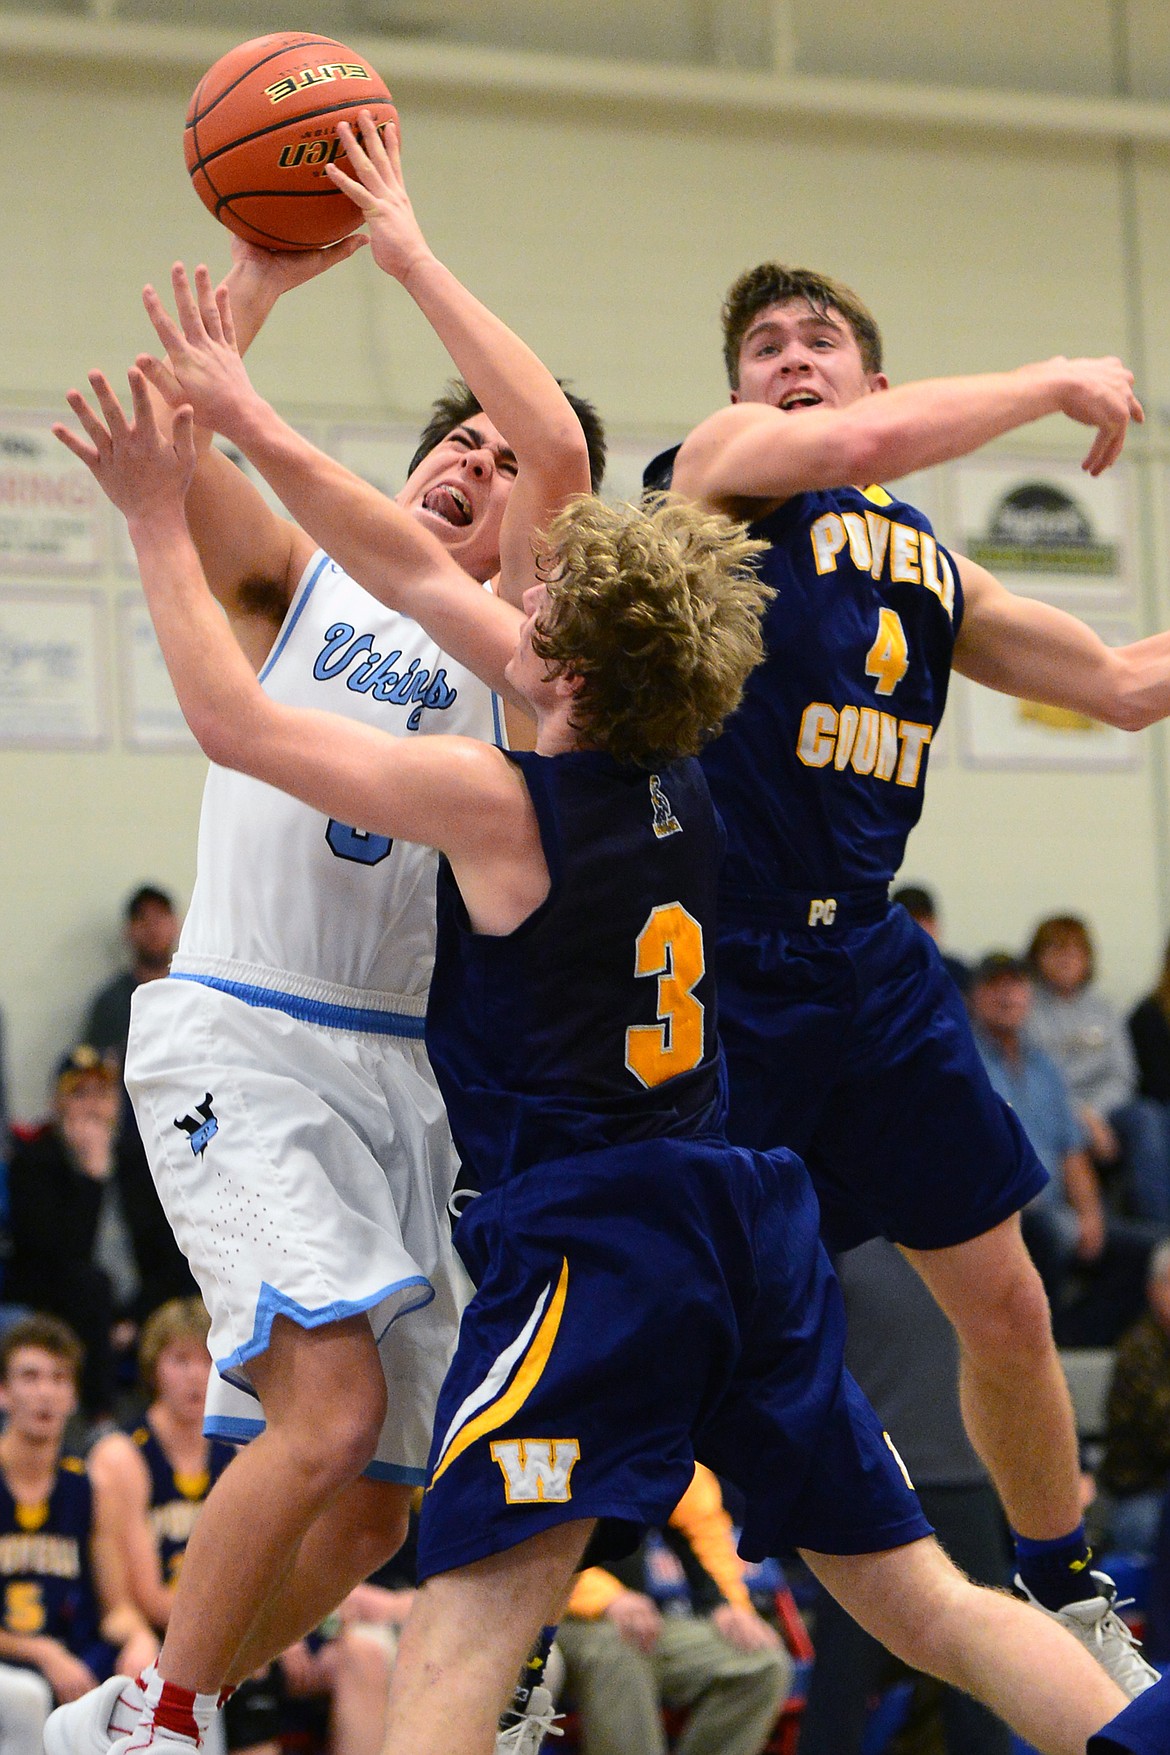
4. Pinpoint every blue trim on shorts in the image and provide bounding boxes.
[204,1415,427,1485]
[257,552,330,684]
[170,971,427,1038]
[215,1275,435,1380]
[491,690,505,749]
